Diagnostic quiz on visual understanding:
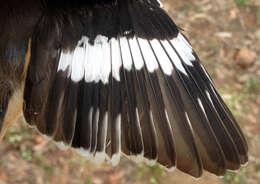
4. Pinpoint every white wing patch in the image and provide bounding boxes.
[157,0,163,8]
[57,52,73,77]
[57,33,195,83]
